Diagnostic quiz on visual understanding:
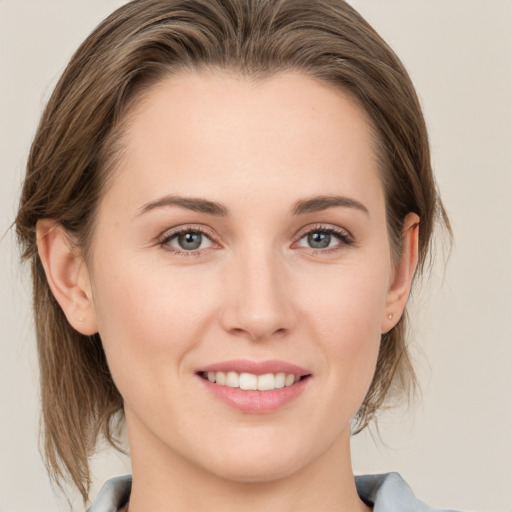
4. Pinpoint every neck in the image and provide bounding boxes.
[125,416,370,512]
